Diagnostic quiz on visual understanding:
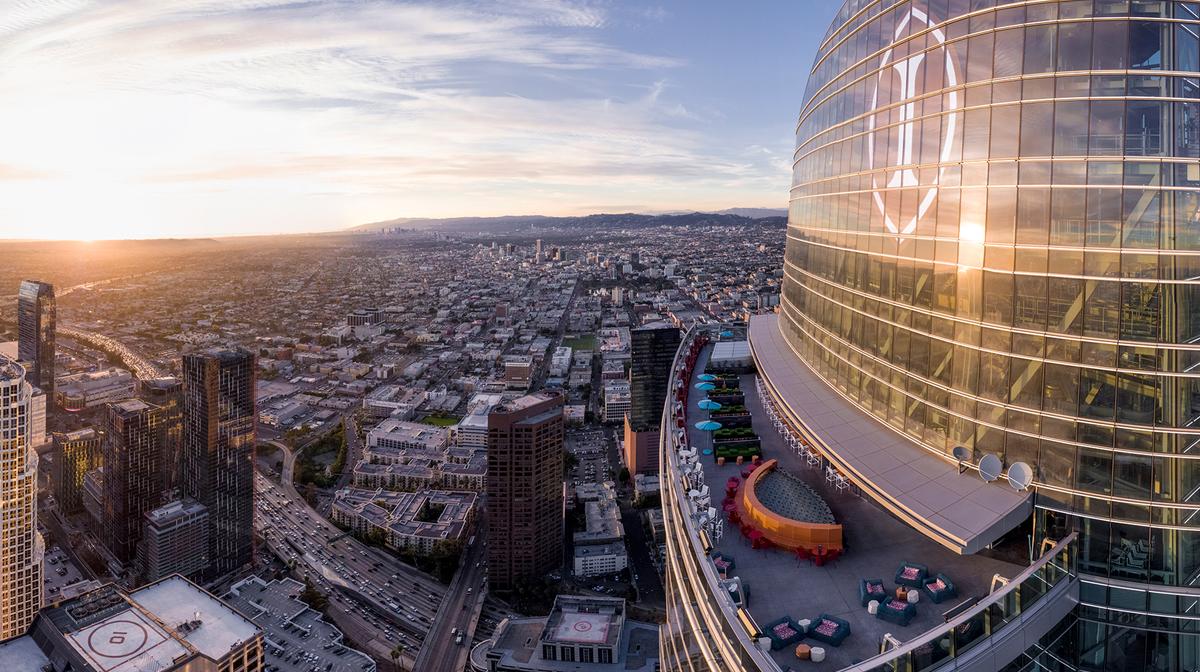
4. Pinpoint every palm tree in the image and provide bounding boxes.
[390,644,405,672]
